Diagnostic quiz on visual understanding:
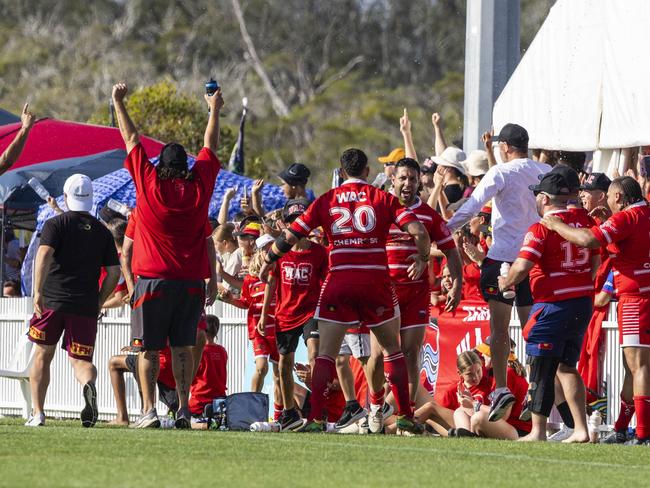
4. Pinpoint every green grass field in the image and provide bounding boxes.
[1,417,647,487]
